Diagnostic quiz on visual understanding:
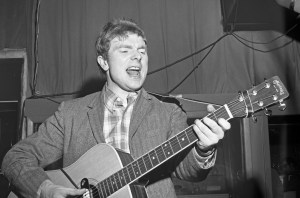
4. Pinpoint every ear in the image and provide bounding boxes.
[97,56,109,71]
